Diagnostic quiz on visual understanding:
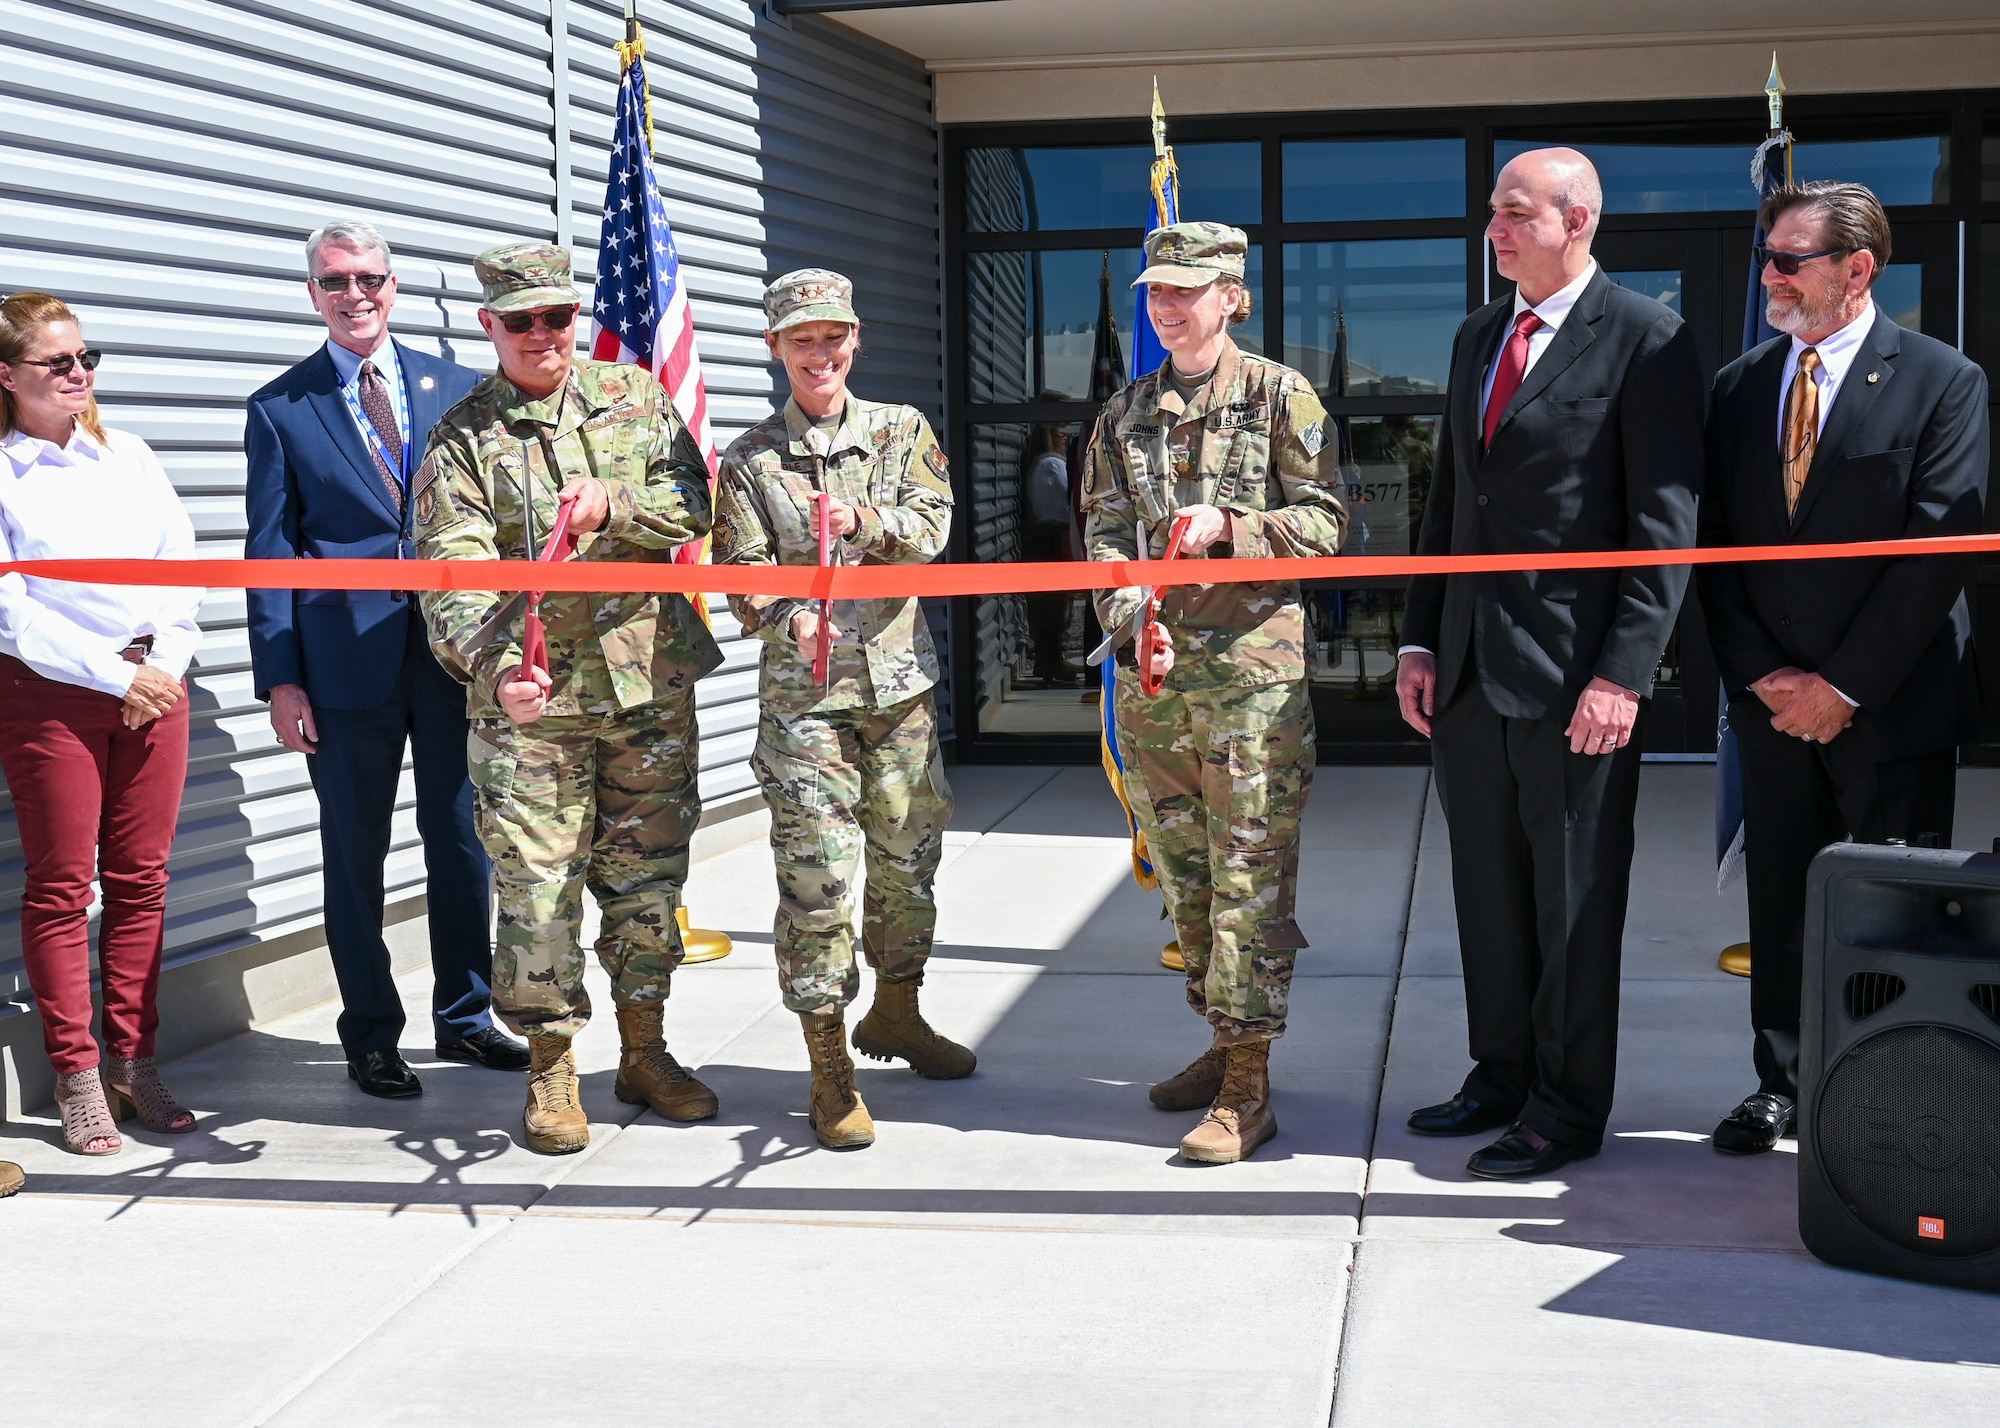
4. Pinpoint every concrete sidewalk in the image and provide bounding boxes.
[4,765,1999,1426]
